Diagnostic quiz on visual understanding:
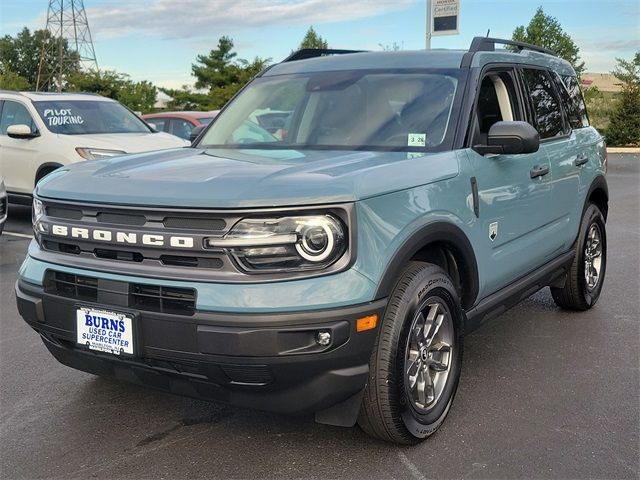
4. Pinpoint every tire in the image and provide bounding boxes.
[358,262,464,444]
[551,203,607,310]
